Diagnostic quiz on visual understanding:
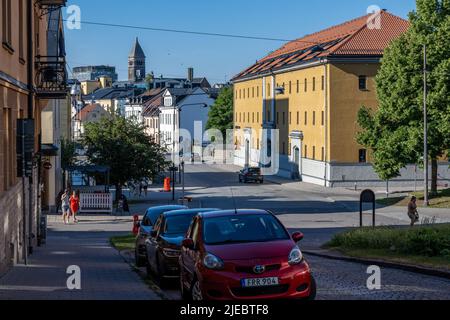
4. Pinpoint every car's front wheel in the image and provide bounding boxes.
[191,279,203,301]
[135,249,146,267]
[307,276,317,300]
